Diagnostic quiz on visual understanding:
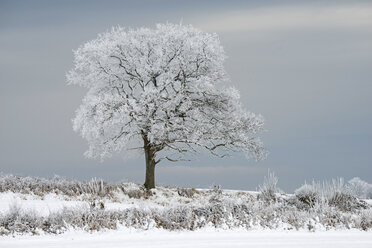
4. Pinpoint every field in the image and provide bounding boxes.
[0,174,371,247]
